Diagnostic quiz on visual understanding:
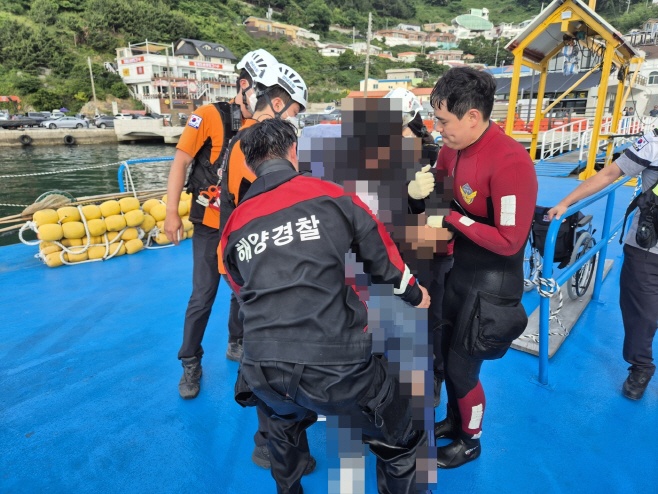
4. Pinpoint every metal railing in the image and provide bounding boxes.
[537,176,633,385]
[540,118,591,160]
[578,115,658,164]
[117,157,175,194]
